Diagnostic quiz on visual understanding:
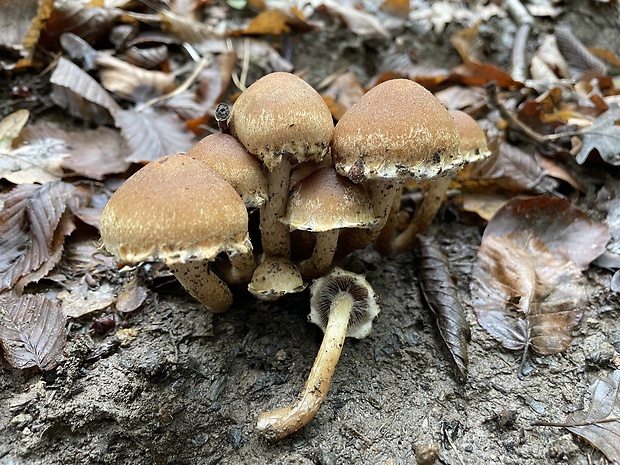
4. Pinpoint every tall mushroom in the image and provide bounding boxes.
[282,167,377,279]
[256,267,380,441]
[100,154,251,313]
[331,79,460,255]
[394,109,490,251]
[228,72,334,258]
